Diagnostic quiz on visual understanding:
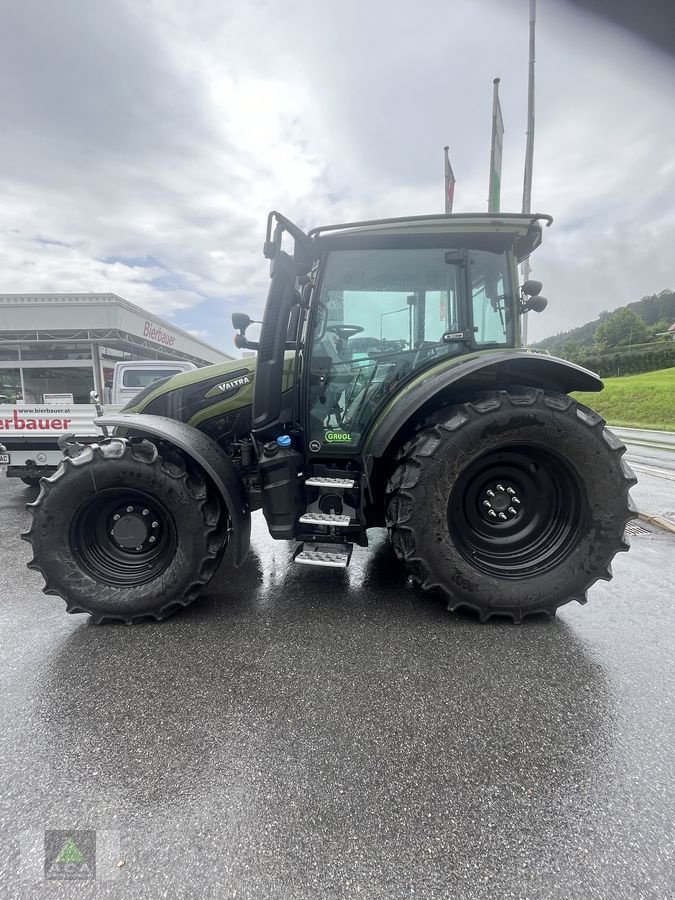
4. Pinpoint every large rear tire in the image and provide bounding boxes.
[22,438,228,623]
[385,389,637,622]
